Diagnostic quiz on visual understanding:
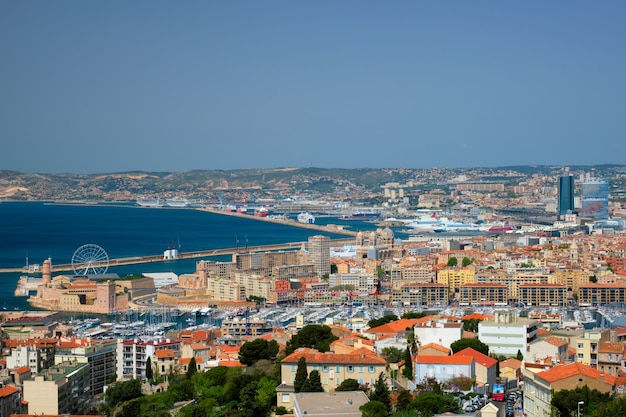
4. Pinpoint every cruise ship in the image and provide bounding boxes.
[166,197,190,208]
[136,197,165,207]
